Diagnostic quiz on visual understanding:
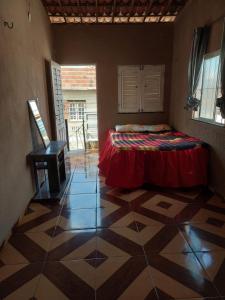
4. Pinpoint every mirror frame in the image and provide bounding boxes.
[28,99,50,149]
